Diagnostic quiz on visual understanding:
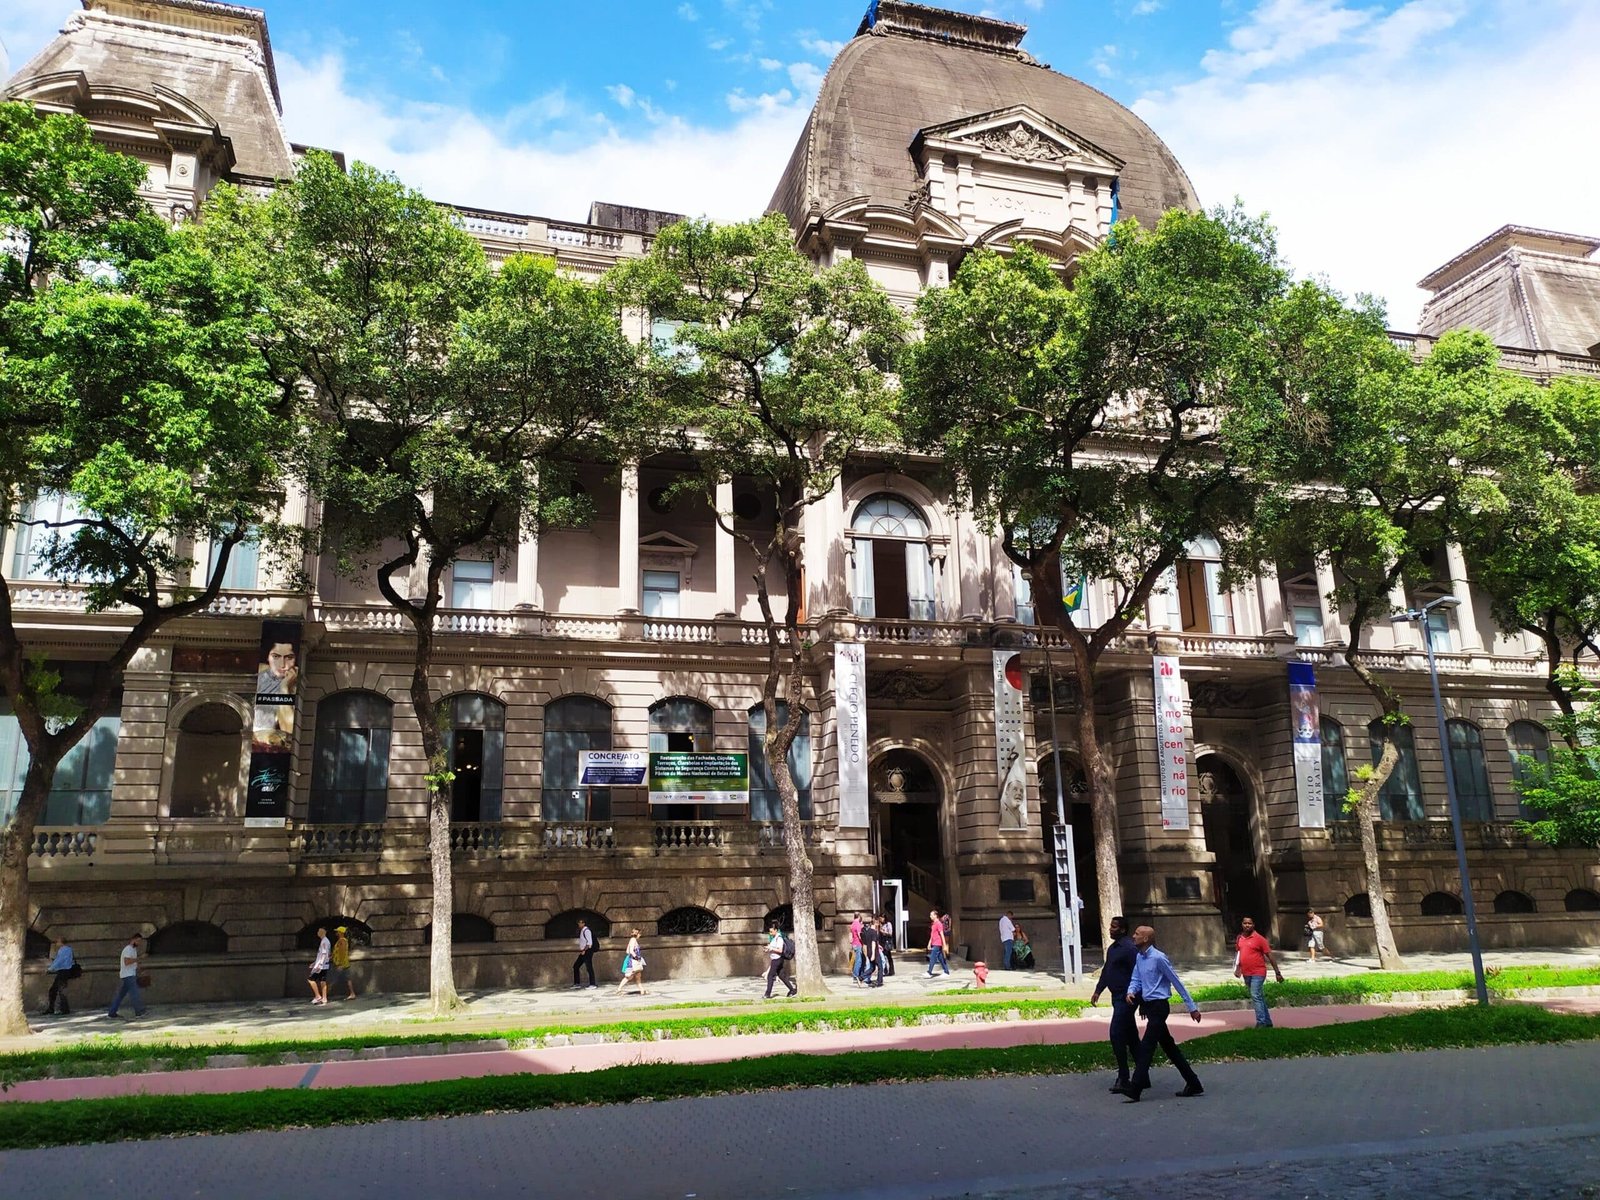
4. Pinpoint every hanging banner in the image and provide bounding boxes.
[579,750,648,787]
[835,642,869,828]
[1152,654,1191,830]
[244,618,301,827]
[648,752,749,806]
[1289,662,1326,828]
[994,651,1028,829]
